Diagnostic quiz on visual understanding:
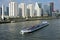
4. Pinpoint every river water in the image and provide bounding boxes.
[0,19,60,40]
